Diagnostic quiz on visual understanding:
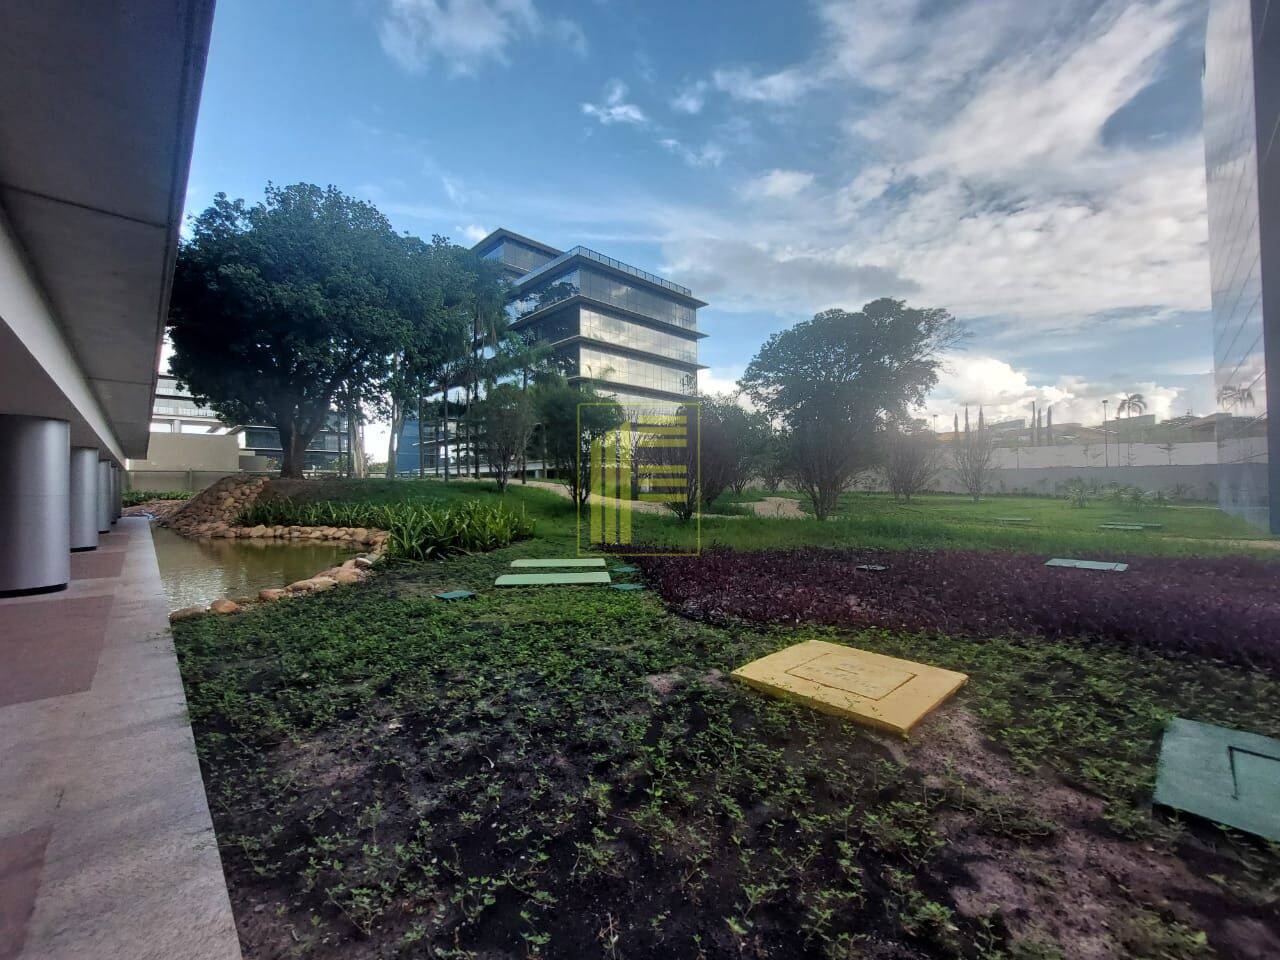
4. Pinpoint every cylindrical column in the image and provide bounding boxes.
[115,466,125,520]
[69,447,99,552]
[97,460,112,534]
[0,415,71,596]
[109,465,119,524]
